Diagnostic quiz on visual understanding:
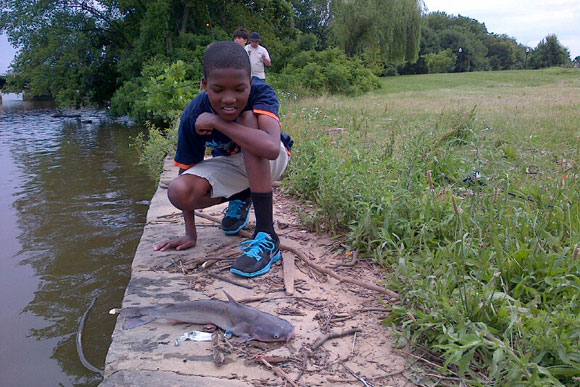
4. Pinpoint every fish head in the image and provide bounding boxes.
[223,291,295,342]
[252,318,295,343]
